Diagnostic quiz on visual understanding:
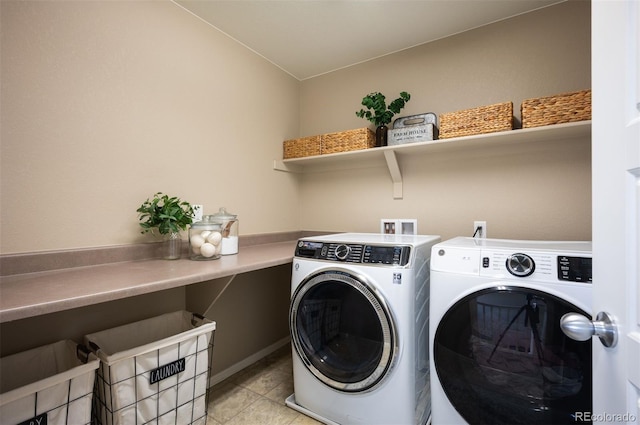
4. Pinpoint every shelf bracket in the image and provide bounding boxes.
[383,150,403,199]
[273,160,301,173]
